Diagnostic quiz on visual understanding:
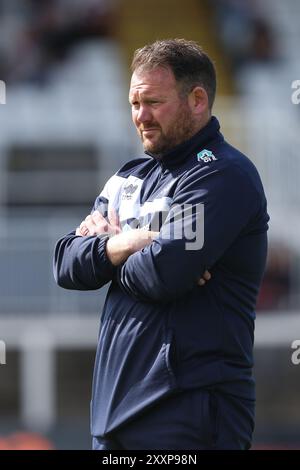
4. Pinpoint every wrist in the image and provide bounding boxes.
[106,232,133,266]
